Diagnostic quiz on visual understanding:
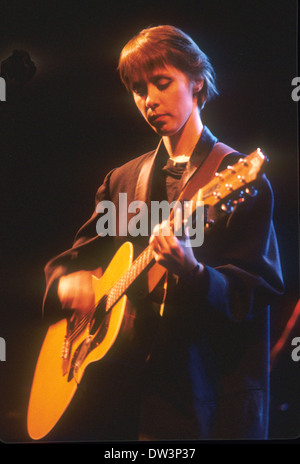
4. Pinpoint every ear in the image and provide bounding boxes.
[192,79,204,95]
